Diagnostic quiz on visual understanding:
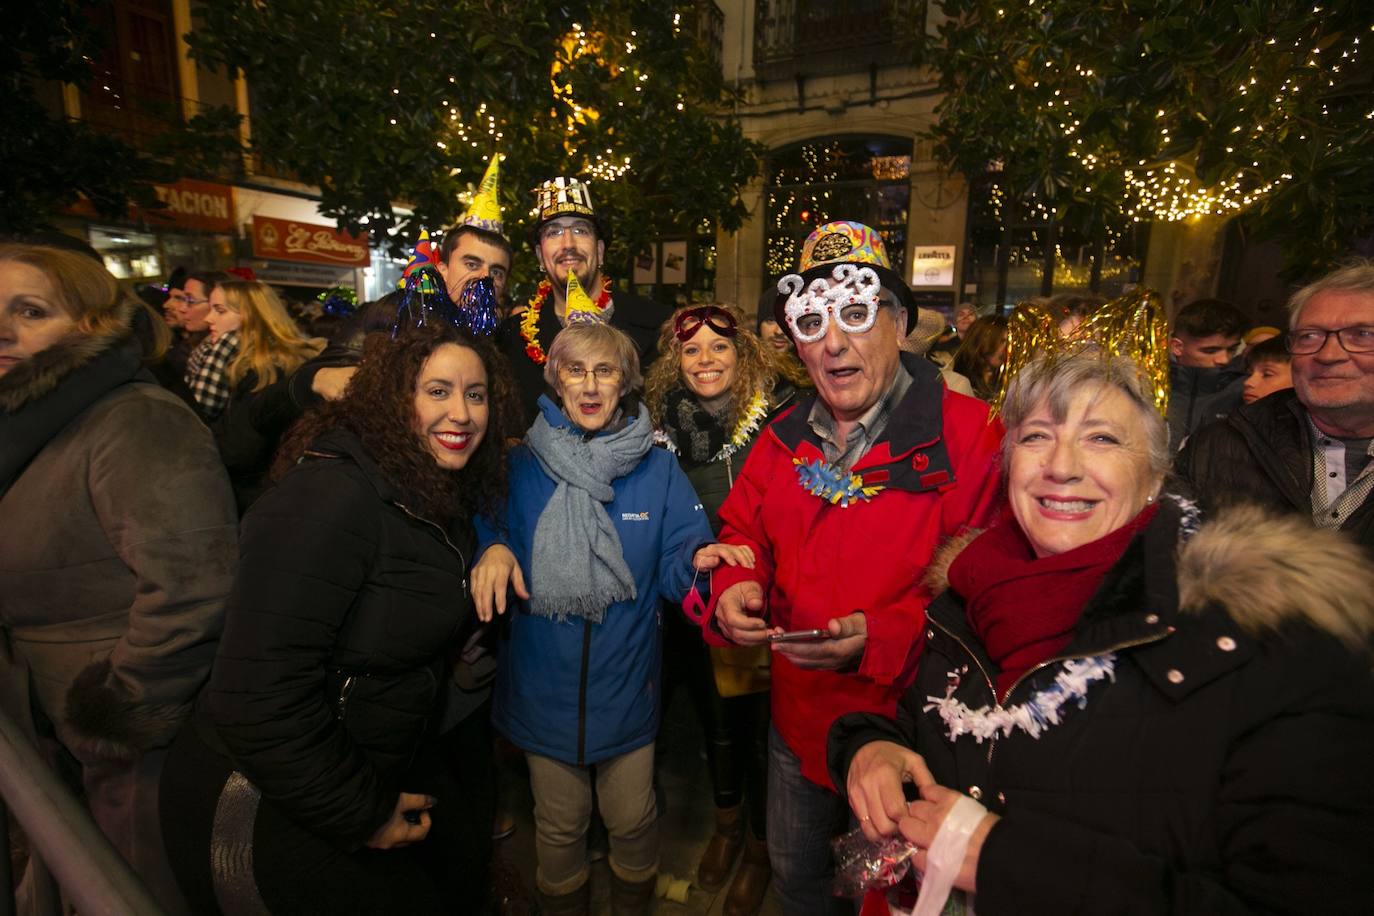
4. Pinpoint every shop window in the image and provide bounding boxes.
[87,224,233,282]
[763,136,912,281]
